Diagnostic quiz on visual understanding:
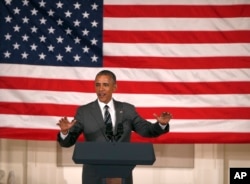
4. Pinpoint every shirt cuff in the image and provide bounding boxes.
[159,123,167,129]
[60,131,68,139]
